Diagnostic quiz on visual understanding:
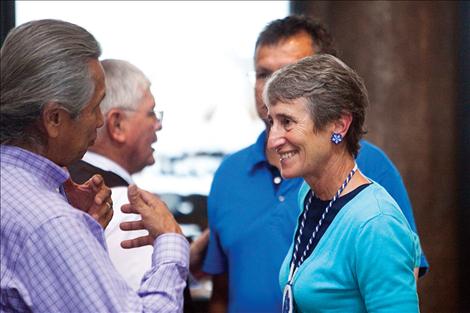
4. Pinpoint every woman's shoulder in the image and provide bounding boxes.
[345,182,408,226]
